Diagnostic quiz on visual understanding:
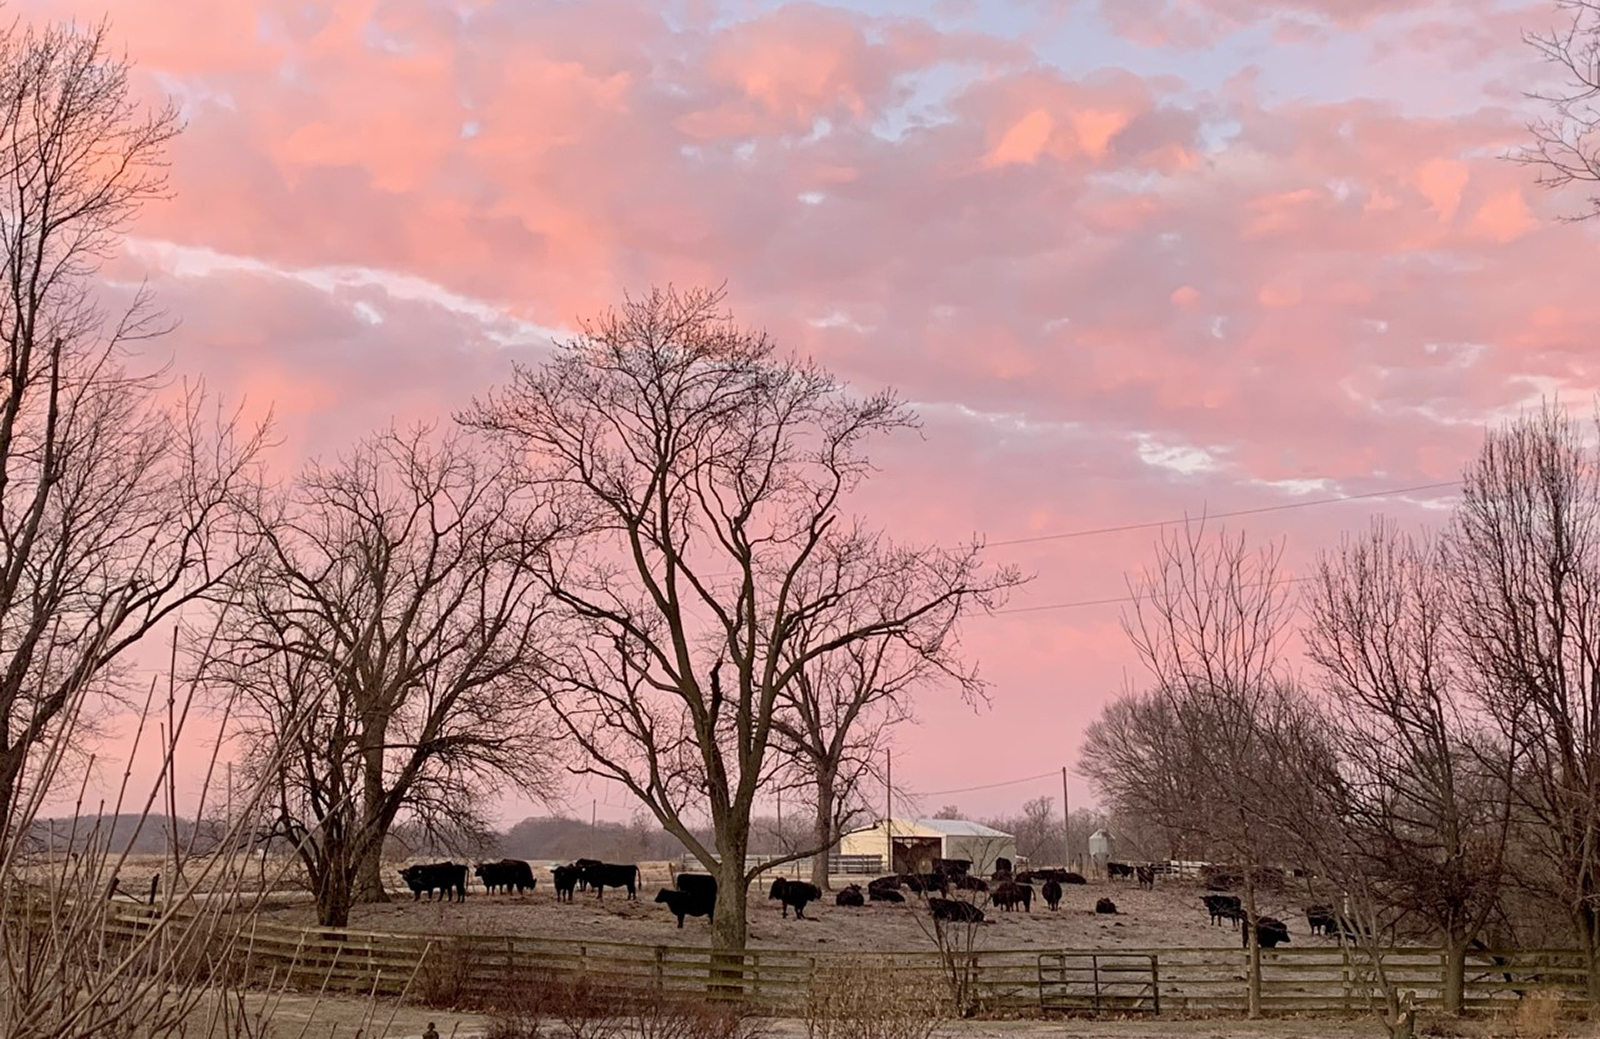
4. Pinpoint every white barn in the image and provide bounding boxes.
[838,818,1015,875]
